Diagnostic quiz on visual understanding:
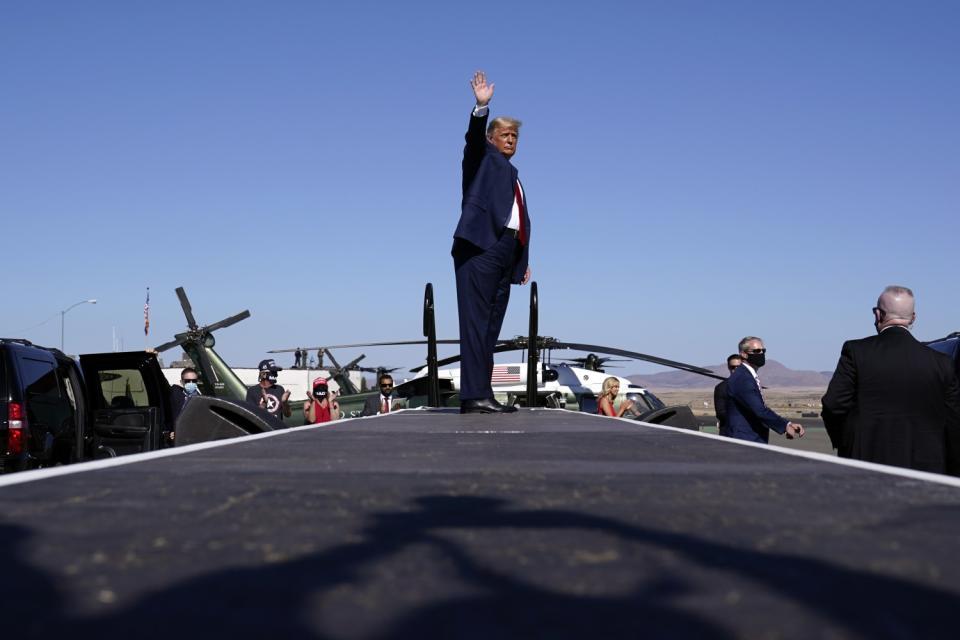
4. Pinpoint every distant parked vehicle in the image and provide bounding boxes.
[926,332,960,375]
